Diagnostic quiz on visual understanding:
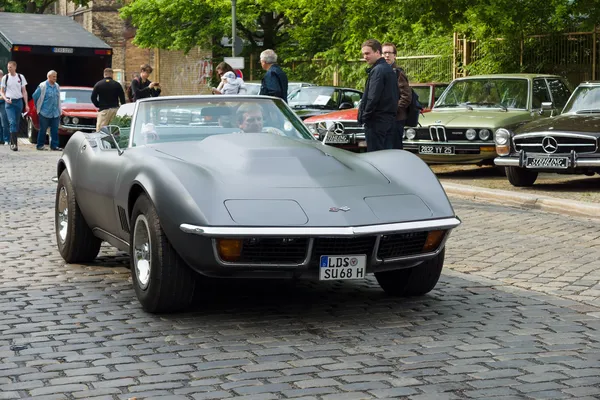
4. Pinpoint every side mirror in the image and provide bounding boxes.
[339,102,353,110]
[99,125,124,155]
[541,101,553,110]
